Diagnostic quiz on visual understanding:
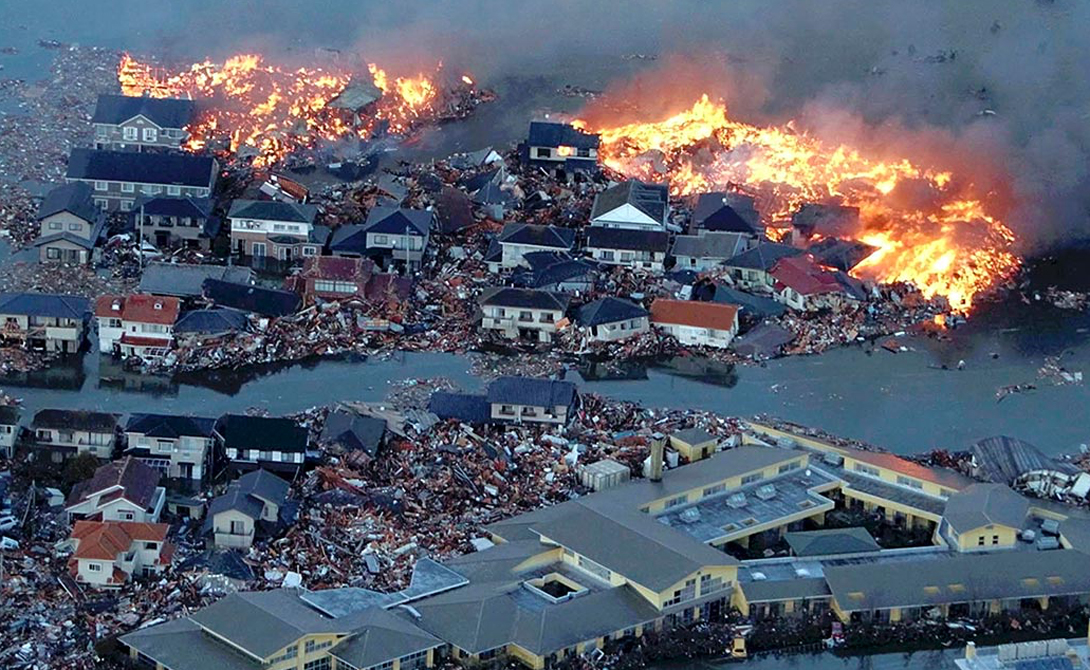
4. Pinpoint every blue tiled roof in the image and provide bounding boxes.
[0,293,90,319]
[92,94,196,128]
[66,148,215,188]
